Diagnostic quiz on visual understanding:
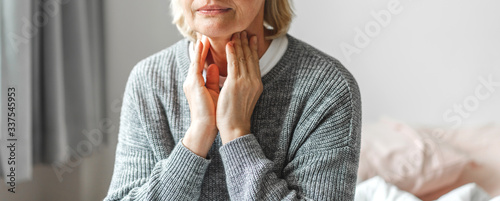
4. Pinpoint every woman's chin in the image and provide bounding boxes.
[193,22,241,38]
[196,30,235,40]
